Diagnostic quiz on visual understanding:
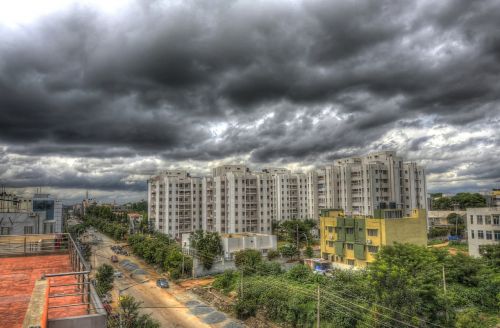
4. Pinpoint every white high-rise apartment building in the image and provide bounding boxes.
[148,170,203,238]
[147,151,427,237]
[310,151,427,217]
